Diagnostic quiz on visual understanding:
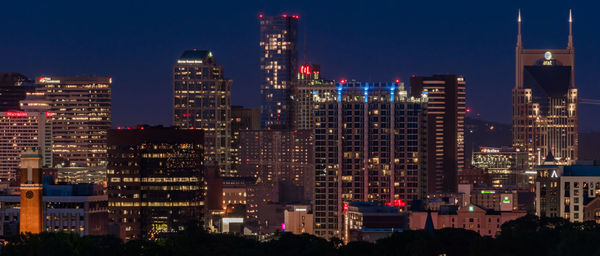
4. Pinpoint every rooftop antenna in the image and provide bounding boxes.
[568,9,573,49]
[517,9,522,48]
